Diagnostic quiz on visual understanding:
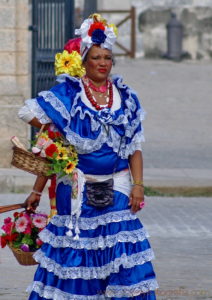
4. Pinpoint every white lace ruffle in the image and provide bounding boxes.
[38,75,145,158]
[106,278,159,298]
[21,98,52,124]
[39,227,149,250]
[27,281,106,300]
[34,248,155,280]
[27,279,158,299]
[50,210,137,231]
